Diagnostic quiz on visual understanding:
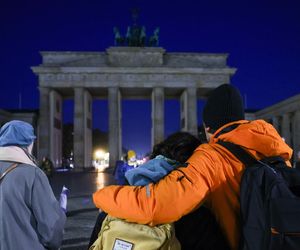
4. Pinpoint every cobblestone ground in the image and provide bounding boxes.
[49,170,116,250]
